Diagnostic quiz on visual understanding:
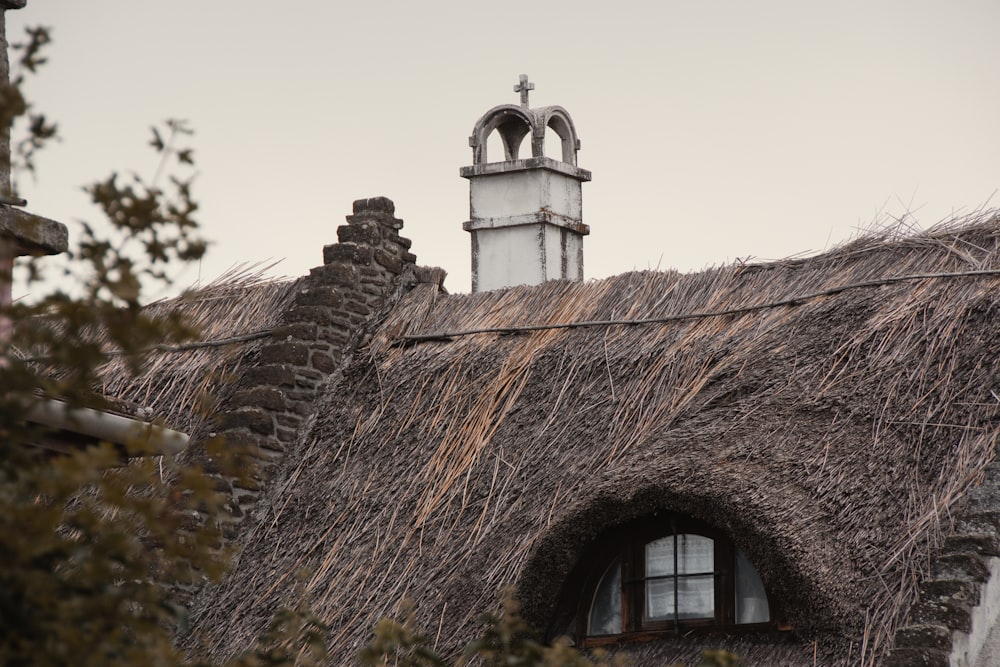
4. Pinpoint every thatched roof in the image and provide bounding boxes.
[188,212,1000,665]
[96,268,301,439]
